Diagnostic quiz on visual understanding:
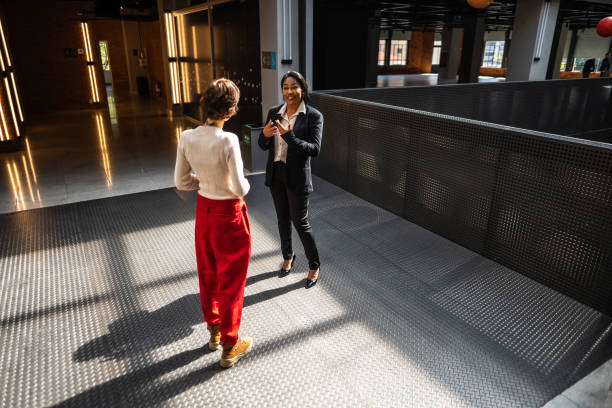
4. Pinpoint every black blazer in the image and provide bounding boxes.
[258,104,323,194]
